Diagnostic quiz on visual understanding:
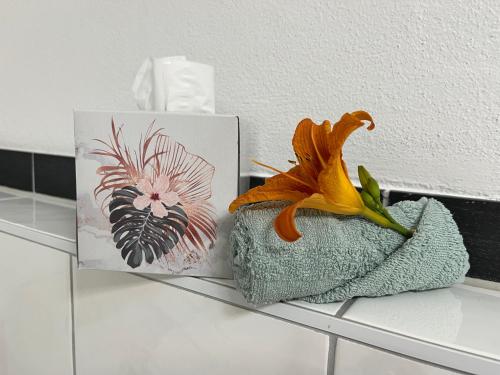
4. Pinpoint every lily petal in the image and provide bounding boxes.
[274,200,303,242]
[228,166,313,213]
[274,193,361,242]
[312,120,332,167]
[317,111,374,209]
[352,111,376,130]
[299,193,361,215]
[292,119,332,178]
[318,156,364,209]
[328,111,374,153]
